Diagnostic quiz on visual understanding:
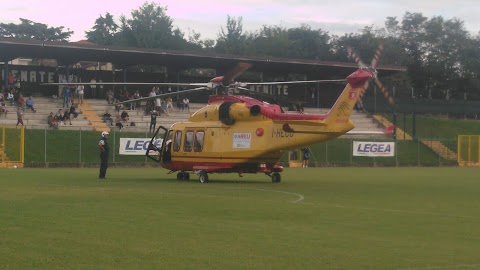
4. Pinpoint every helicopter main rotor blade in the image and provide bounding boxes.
[41,82,208,86]
[236,86,276,99]
[374,78,395,106]
[243,79,345,86]
[114,86,209,105]
[236,87,307,106]
[222,62,252,85]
